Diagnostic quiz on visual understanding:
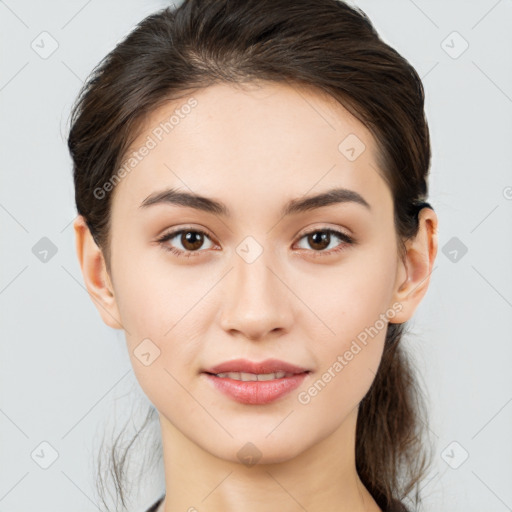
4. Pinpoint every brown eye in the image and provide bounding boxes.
[307,231,331,251]
[180,230,205,251]
[296,228,354,256]
[156,228,215,257]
